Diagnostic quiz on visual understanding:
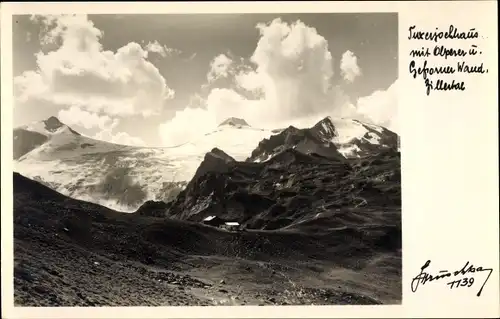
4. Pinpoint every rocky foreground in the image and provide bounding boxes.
[13,116,399,213]
[14,145,401,306]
